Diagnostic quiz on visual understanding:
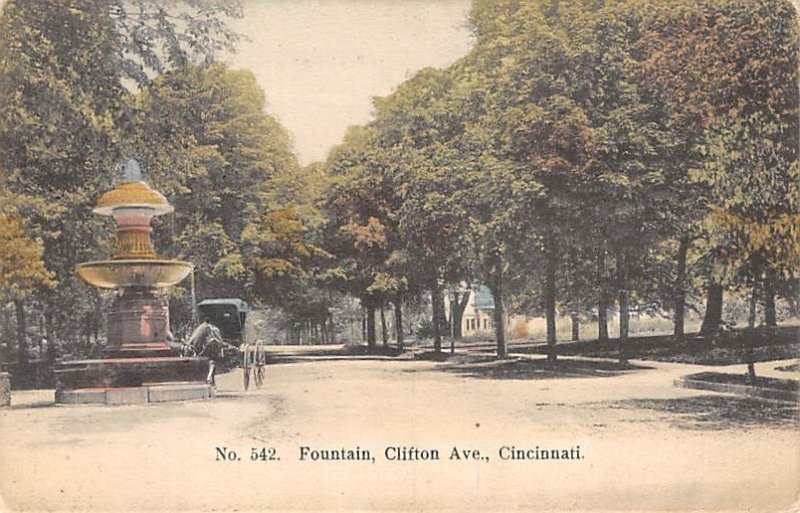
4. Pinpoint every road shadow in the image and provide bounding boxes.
[608,395,800,430]
[418,356,653,381]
